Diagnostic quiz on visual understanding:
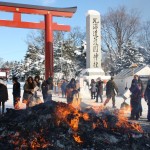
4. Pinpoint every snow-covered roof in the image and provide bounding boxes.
[115,65,150,79]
